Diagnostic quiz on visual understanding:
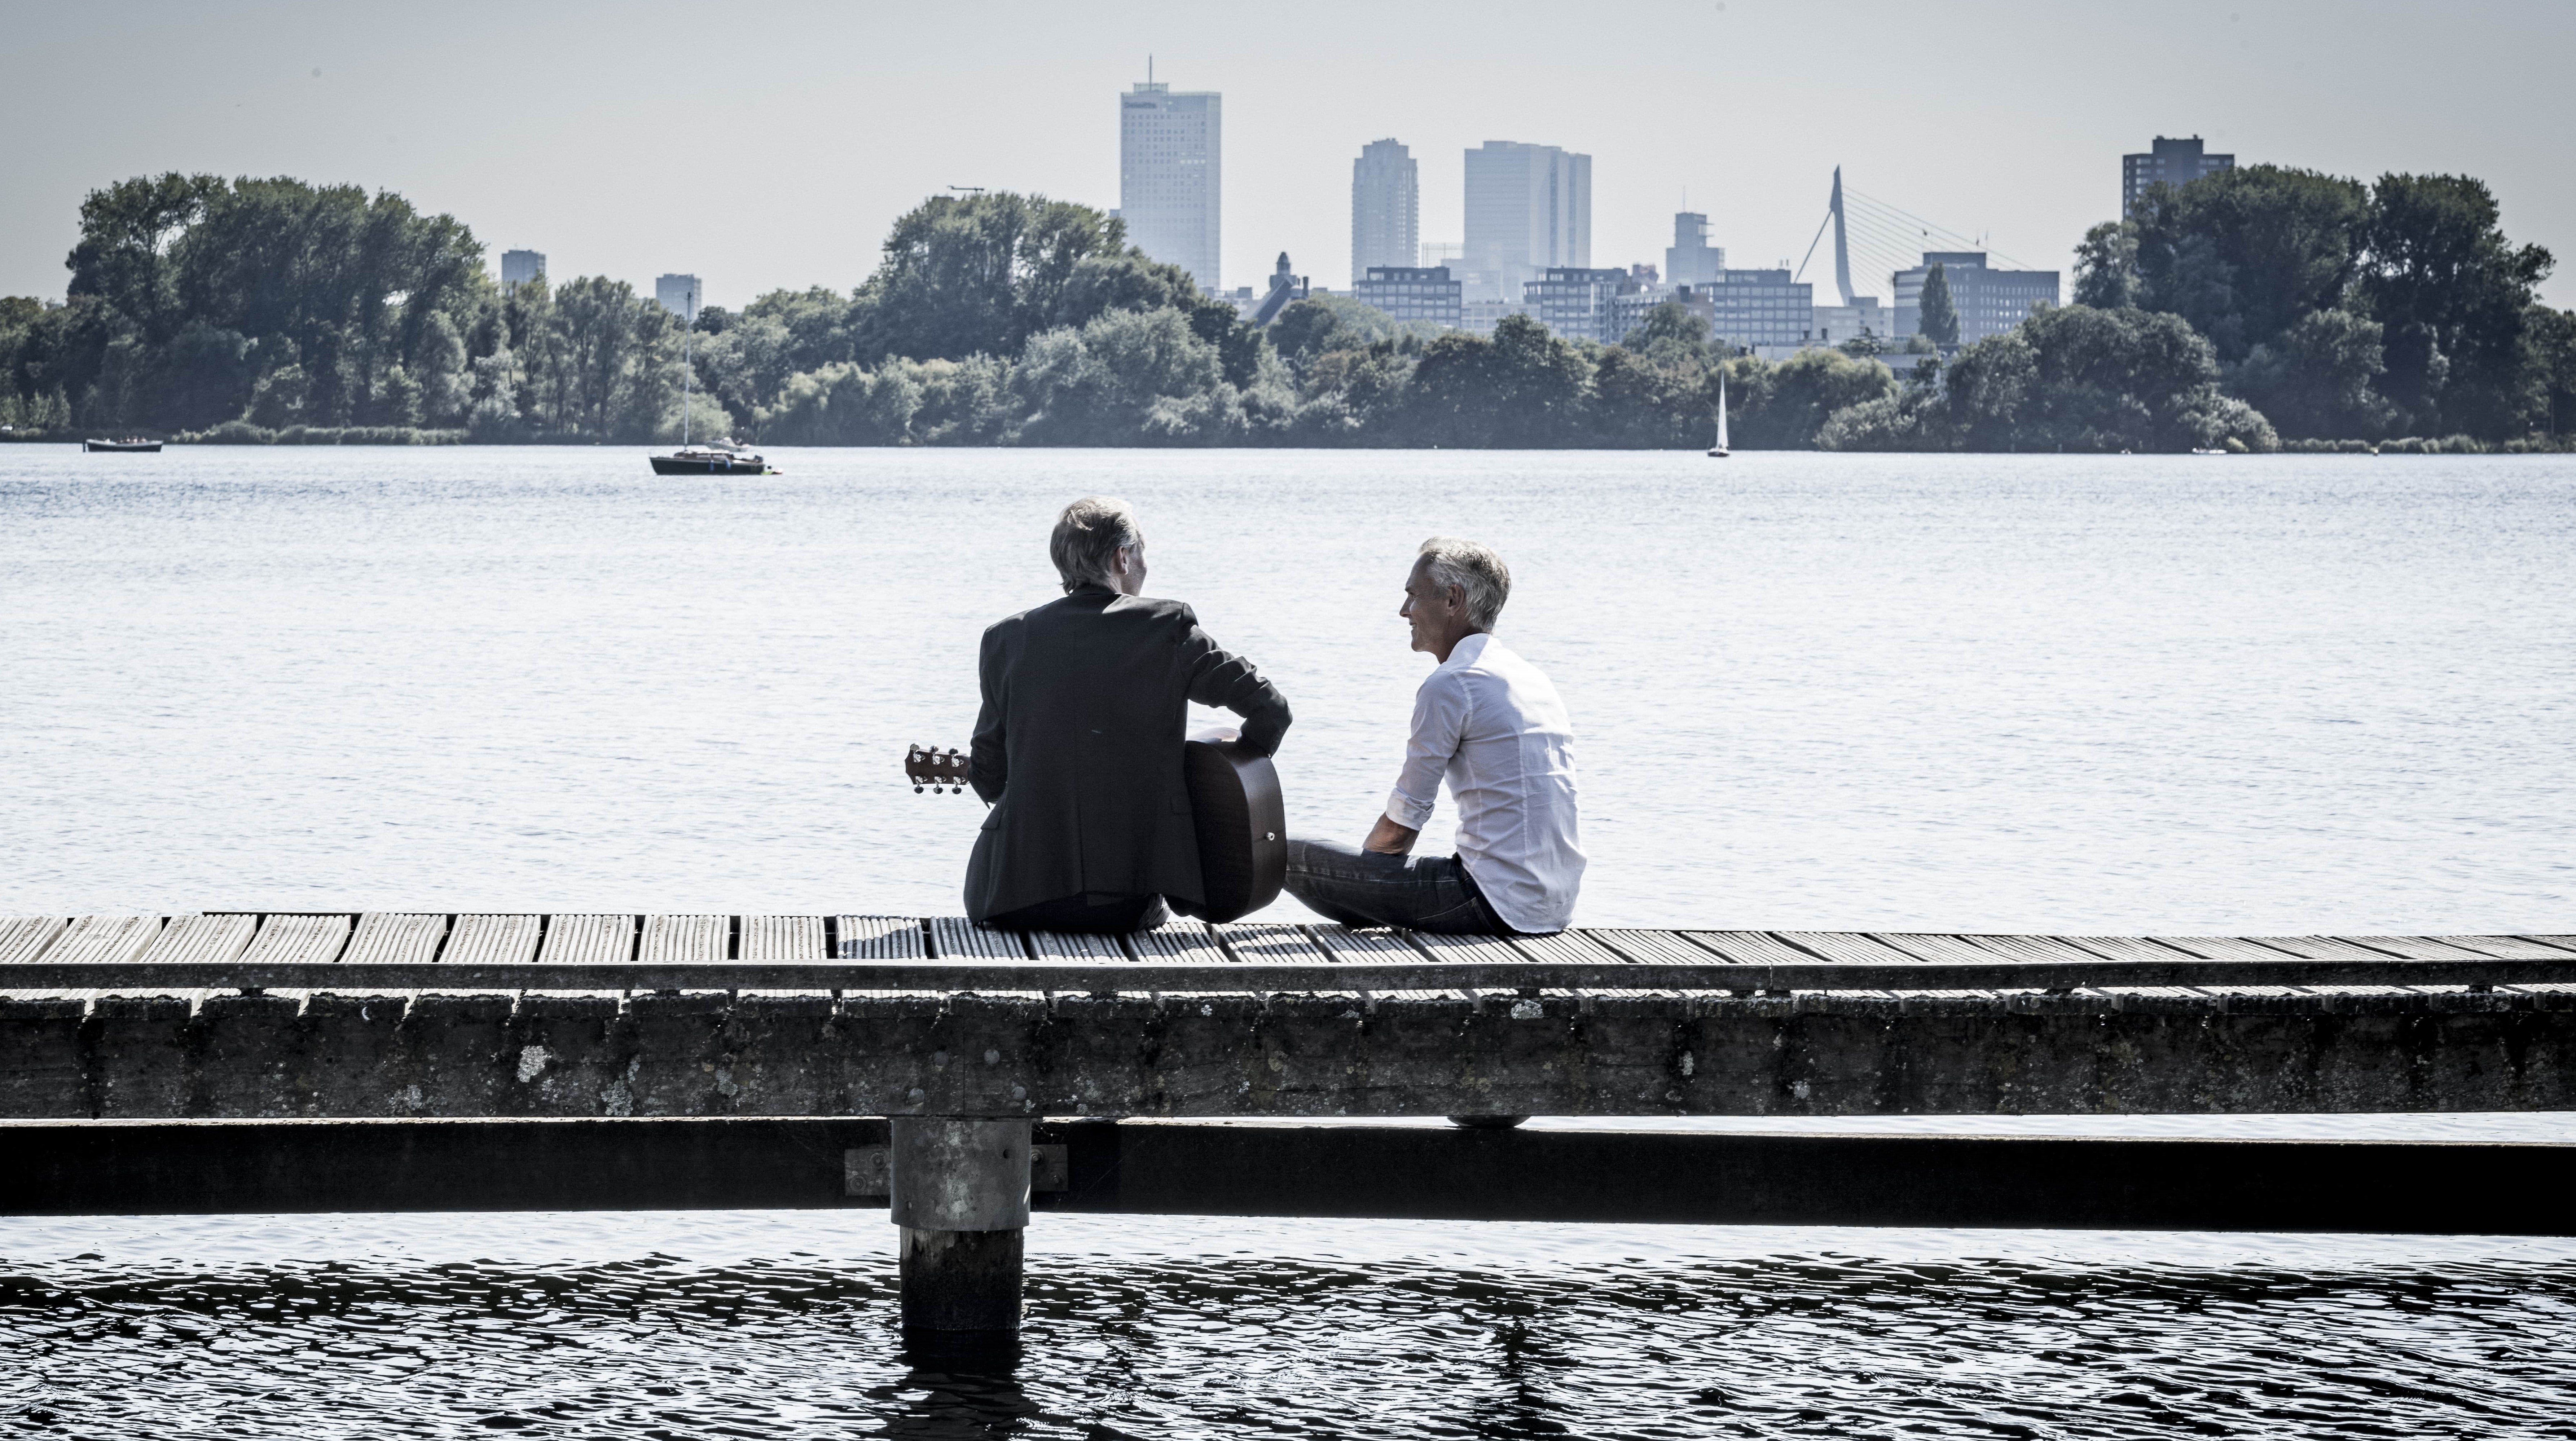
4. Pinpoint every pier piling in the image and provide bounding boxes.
[890,1117,1032,1334]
